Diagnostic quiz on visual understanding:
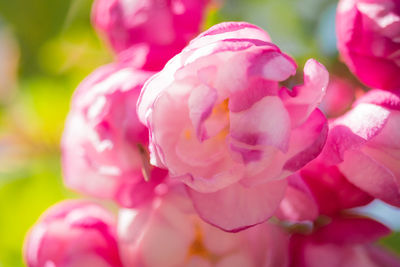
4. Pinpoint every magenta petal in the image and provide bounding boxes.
[188,180,287,232]
[320,103,391,165]
[312,216,391,245]
[276,174,318,222]
[283,109,328,172]
[339,149,400,207]
[229,79,279,113]
[355,89,400,111]
[247,50,297,82]
[280,59,329,126]
[300,161,373,215]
